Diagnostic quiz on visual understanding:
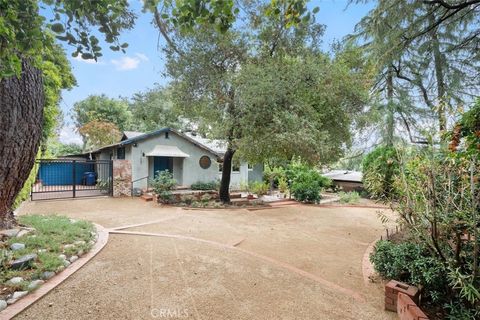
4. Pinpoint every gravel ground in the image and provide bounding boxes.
[16,198,397,320]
